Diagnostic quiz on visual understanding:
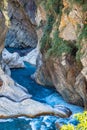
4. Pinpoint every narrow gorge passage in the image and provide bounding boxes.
[11,61,55,102]
[7,47,56,102]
